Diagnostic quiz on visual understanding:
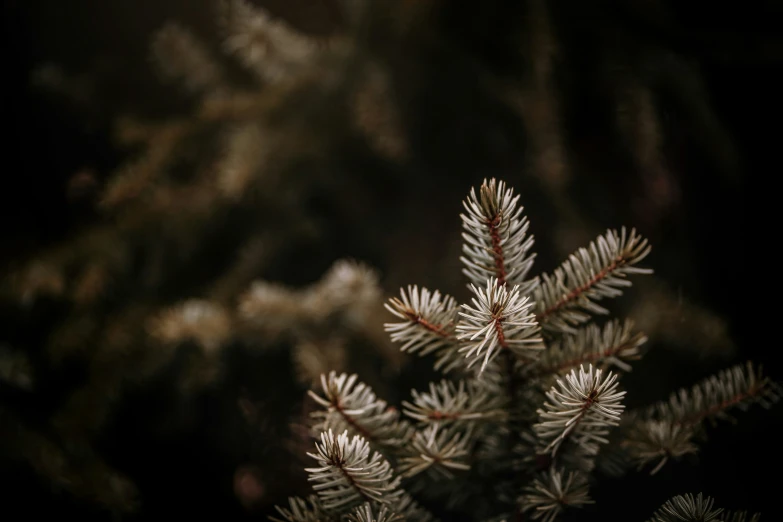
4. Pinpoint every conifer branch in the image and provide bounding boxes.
[286,178,777,520]
[270,495,335,522]
[518,467,593,522]
[533,228,652,334]
[345,503,403,522]
[608,362,782,475]
[308,372,414,450]
[384,286,461,370]
[645,361,781,427]
[646,493,723,522]
[456,277,542,373]
[397,424,472,479]
[534,364,625,456]
[402,379,506,425]
[305,430,402,510]
[620,418,699,474]
[460,178,538,296]
[218,0,320,83]
[526,319,647,379]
